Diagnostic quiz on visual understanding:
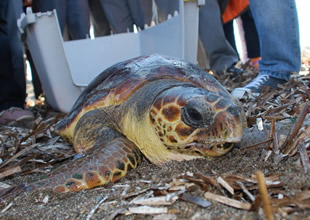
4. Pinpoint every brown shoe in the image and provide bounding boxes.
[0,107,35,126]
